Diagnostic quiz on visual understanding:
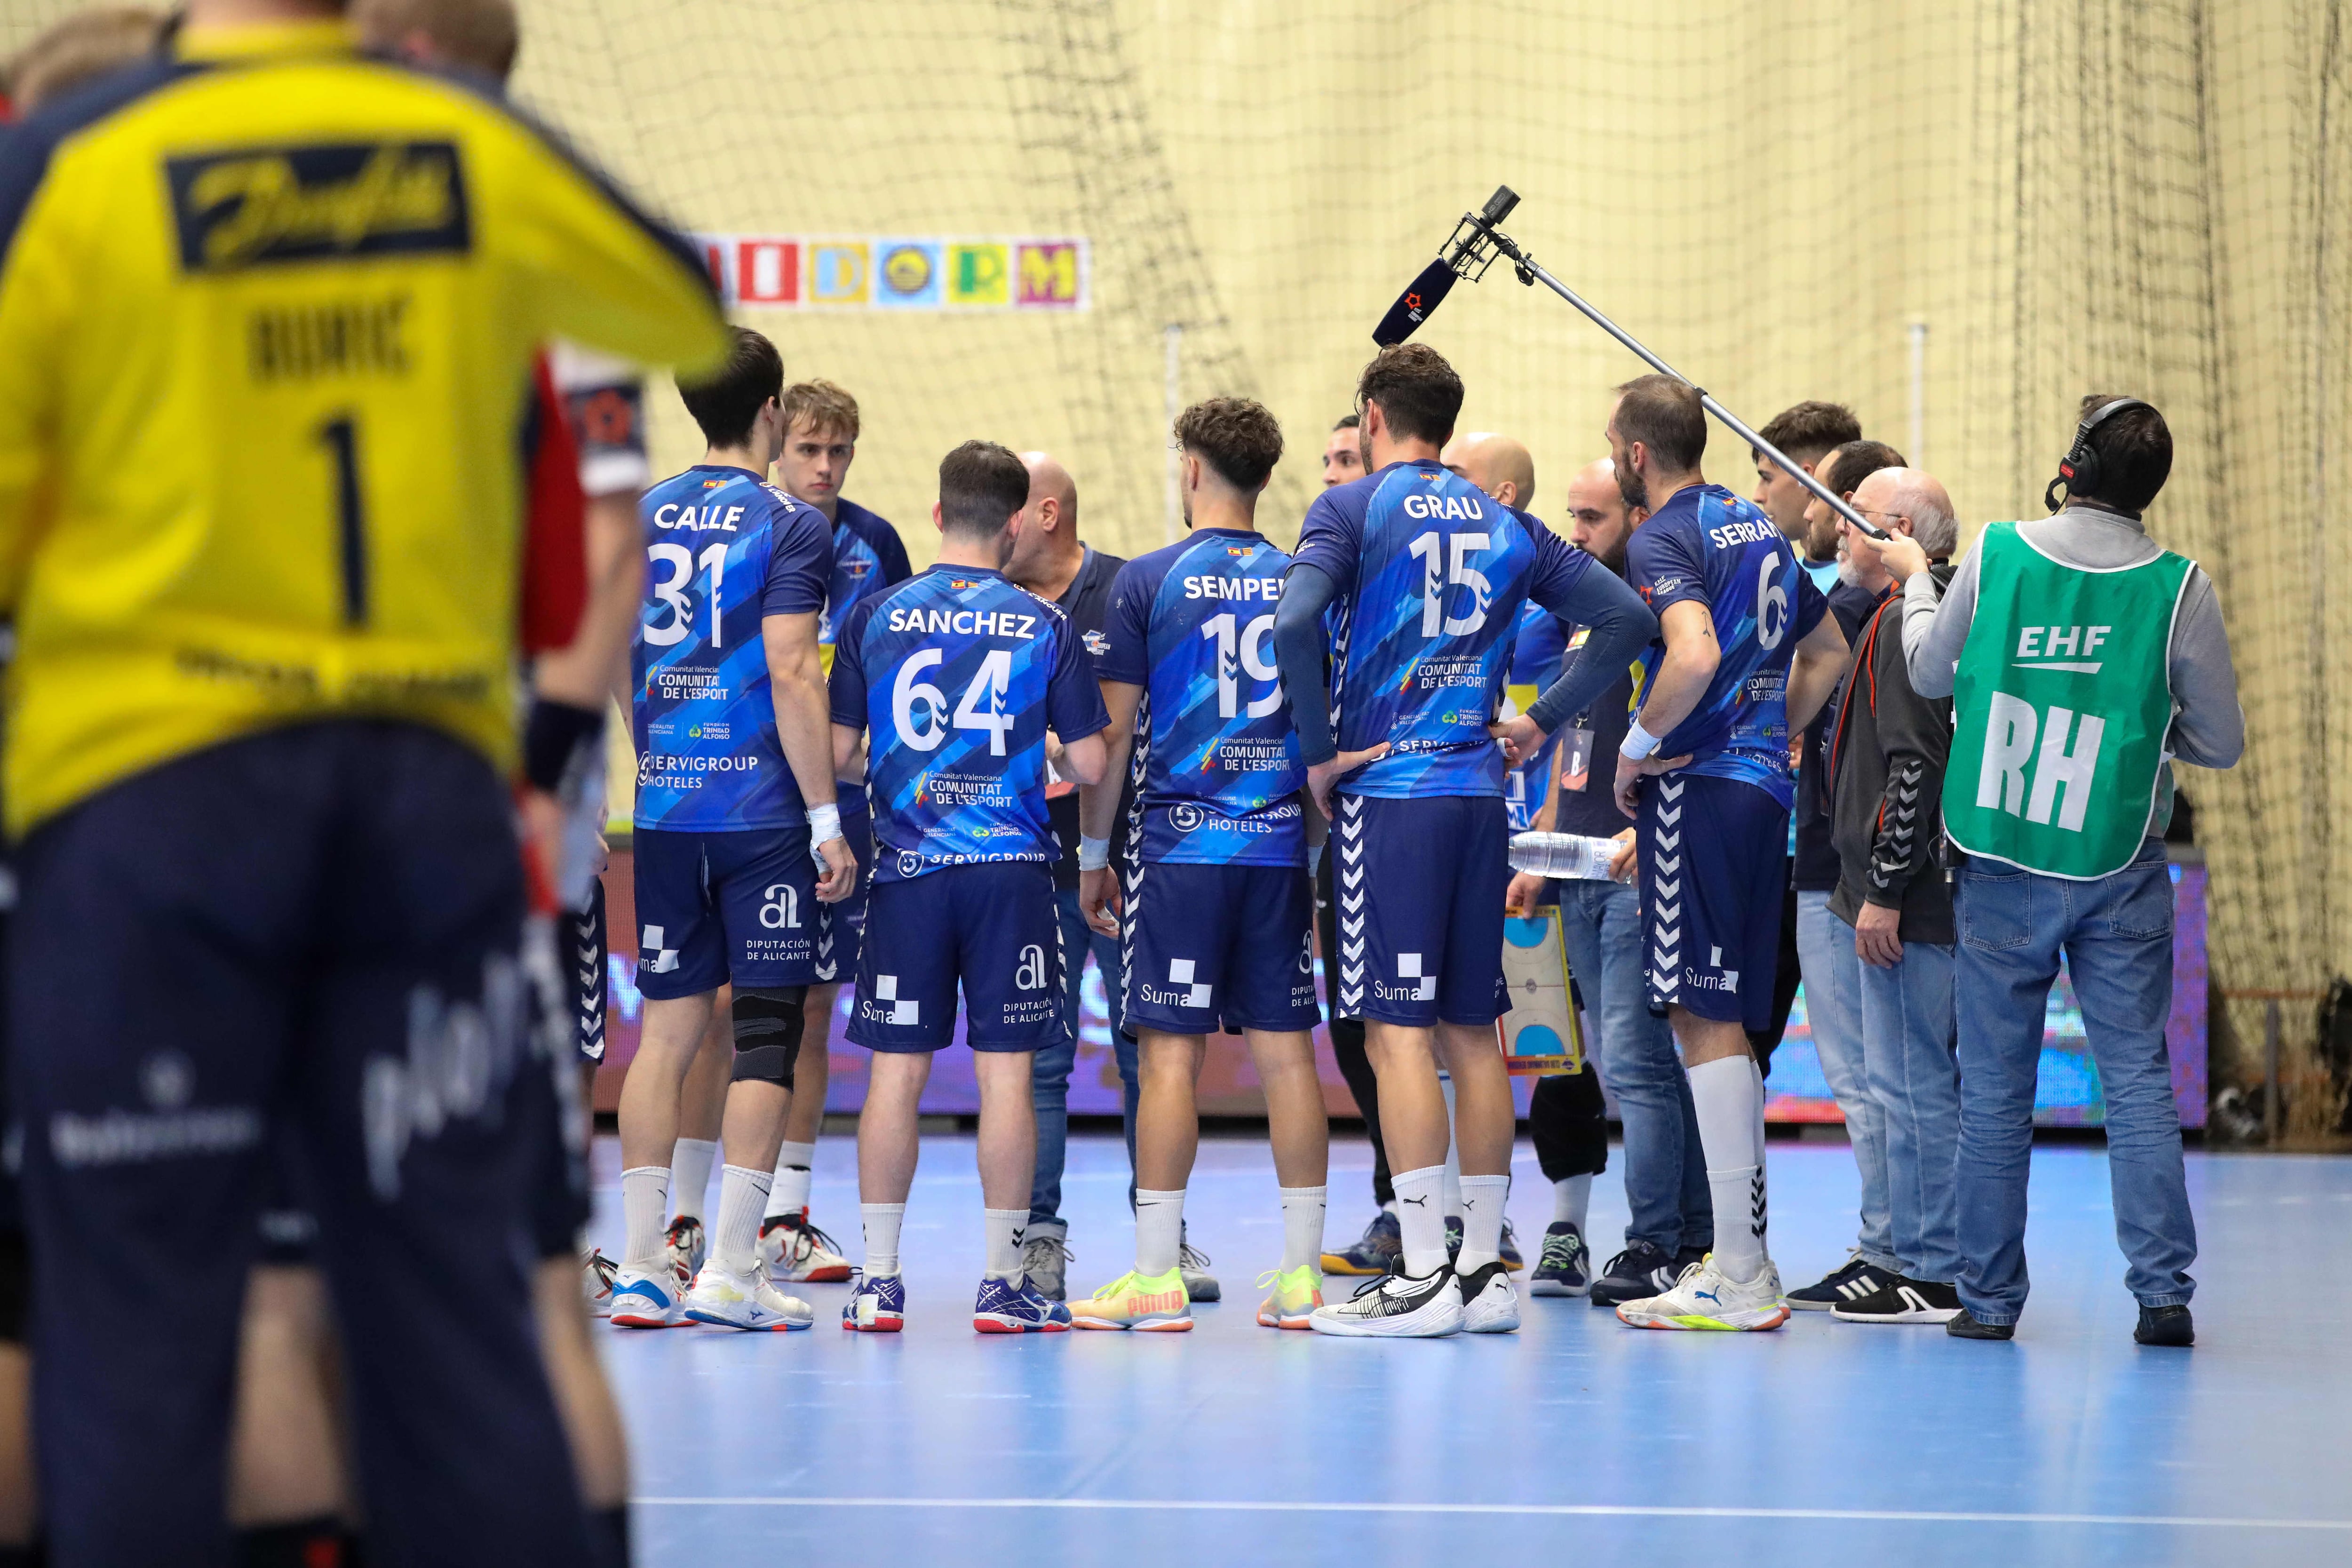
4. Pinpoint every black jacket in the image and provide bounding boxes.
[1827,564,1955,945]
